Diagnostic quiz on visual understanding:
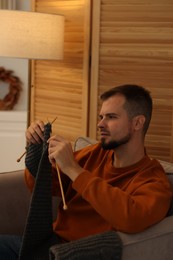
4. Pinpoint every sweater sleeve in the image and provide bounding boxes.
[25,168,35,192]
[72,168,173,233]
